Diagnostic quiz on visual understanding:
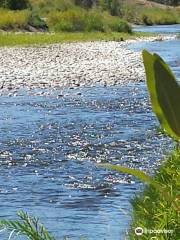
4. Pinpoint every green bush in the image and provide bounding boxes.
[48,8,86,32]
[29,0,74,16]
[121,3,180,25]
[85,9,105,31]
[47,8,131,33]
[128,147,180,240]
[101,50,180,238]
[139,7,180,25]
[104,12,132,33]
[0,8,30,29]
